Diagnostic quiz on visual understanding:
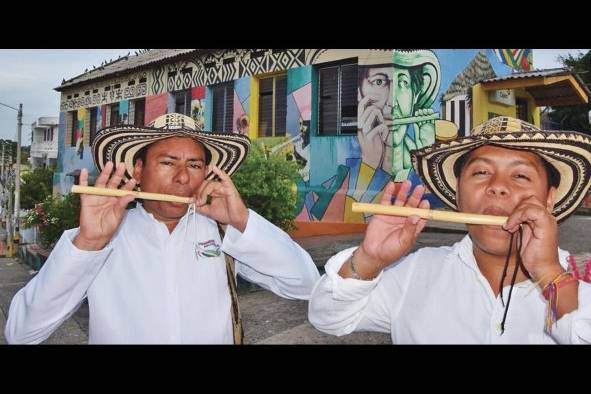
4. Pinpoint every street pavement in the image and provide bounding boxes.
[1,214,590,345]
